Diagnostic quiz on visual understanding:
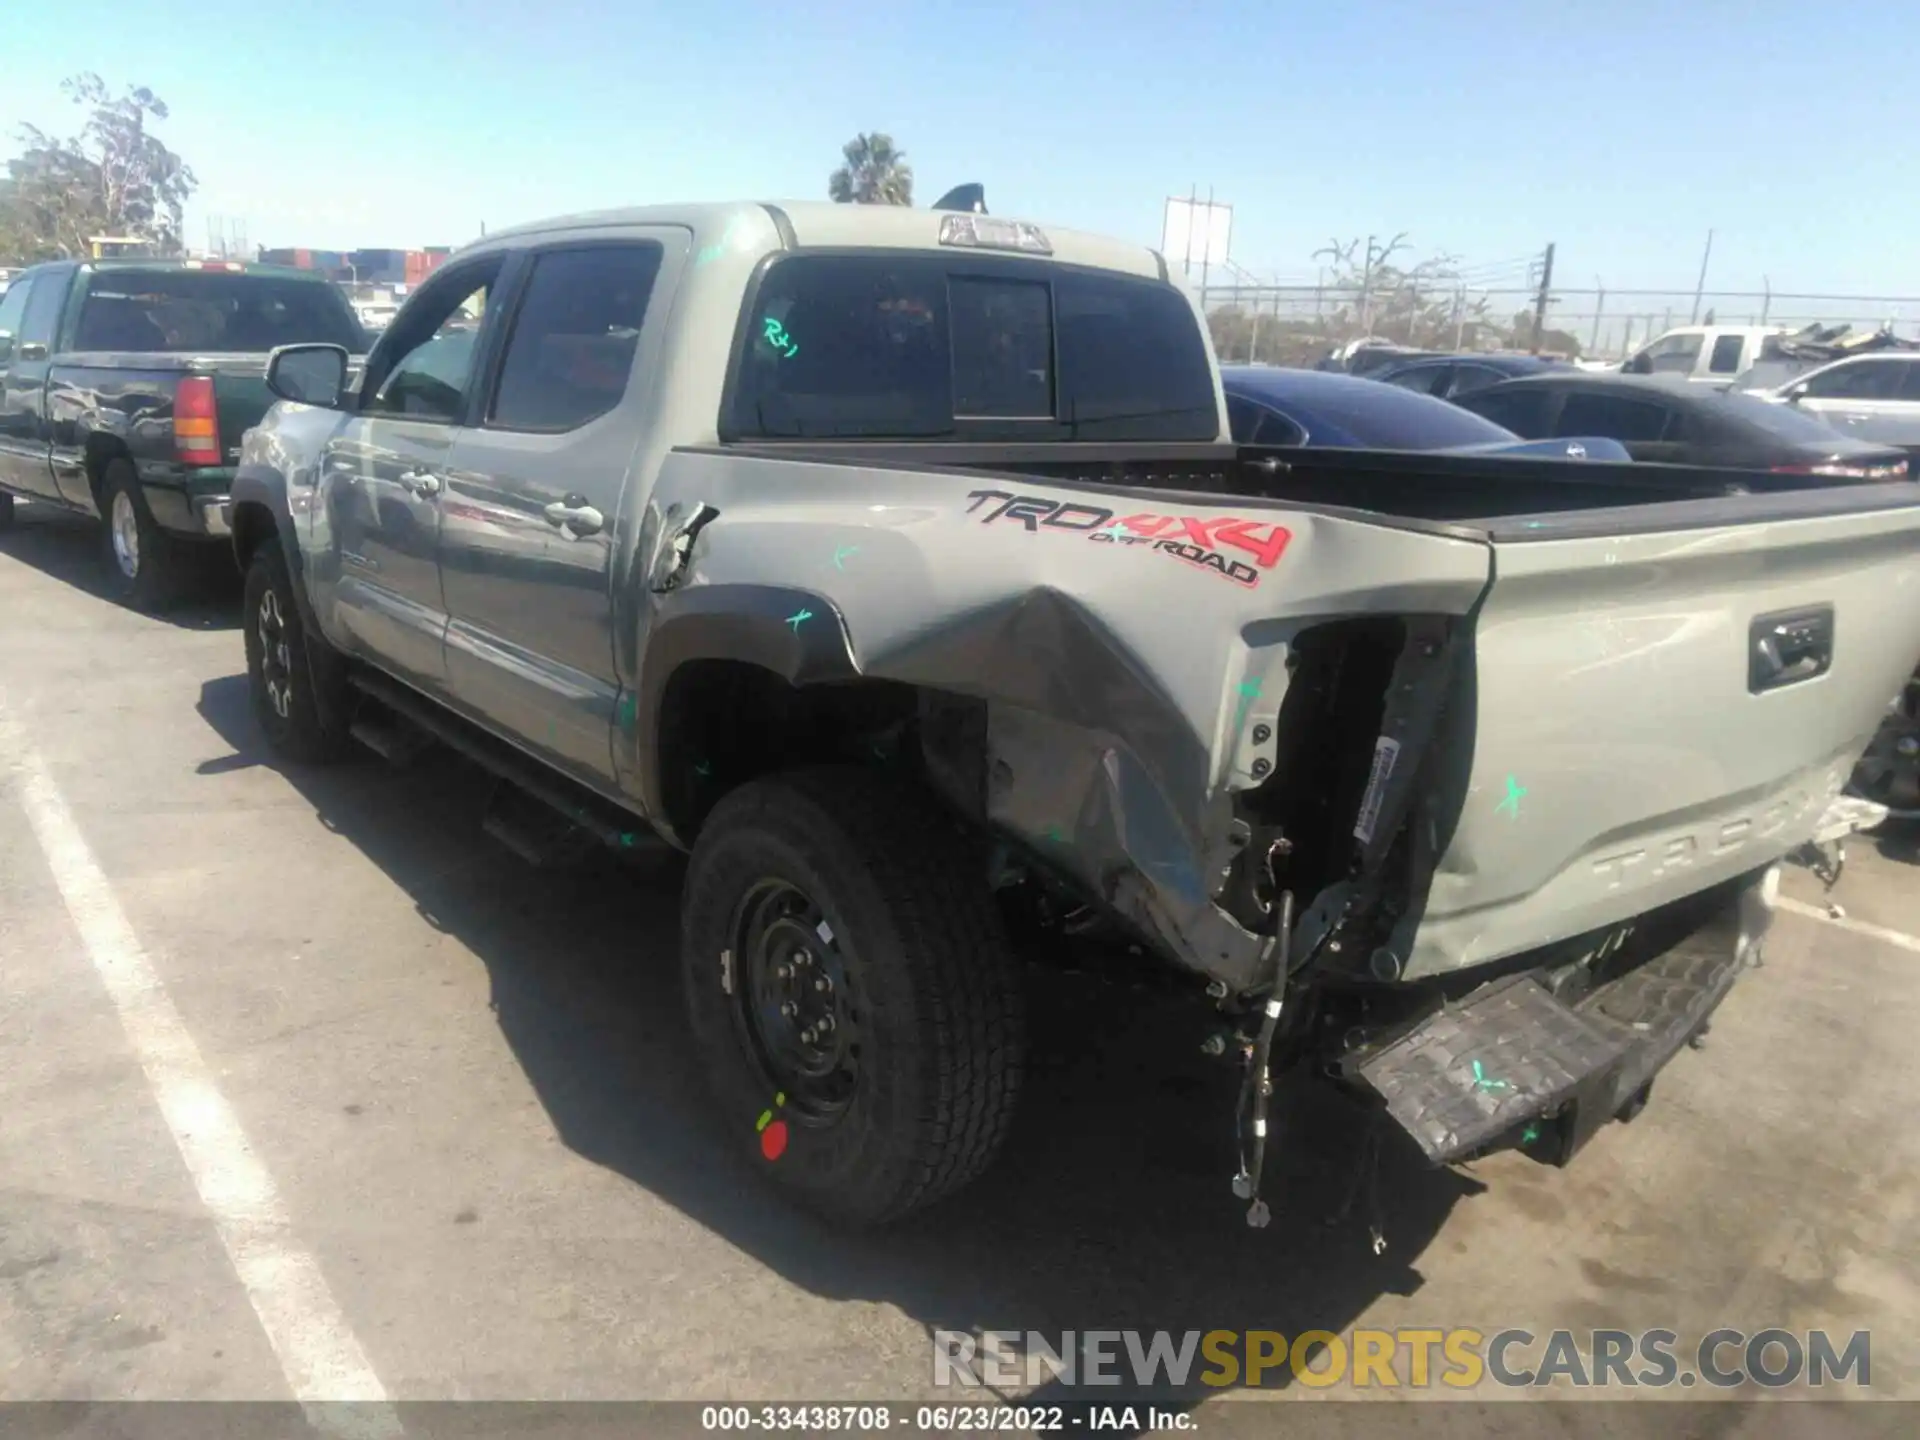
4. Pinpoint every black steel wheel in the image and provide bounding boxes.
[681,766,1026,1226]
